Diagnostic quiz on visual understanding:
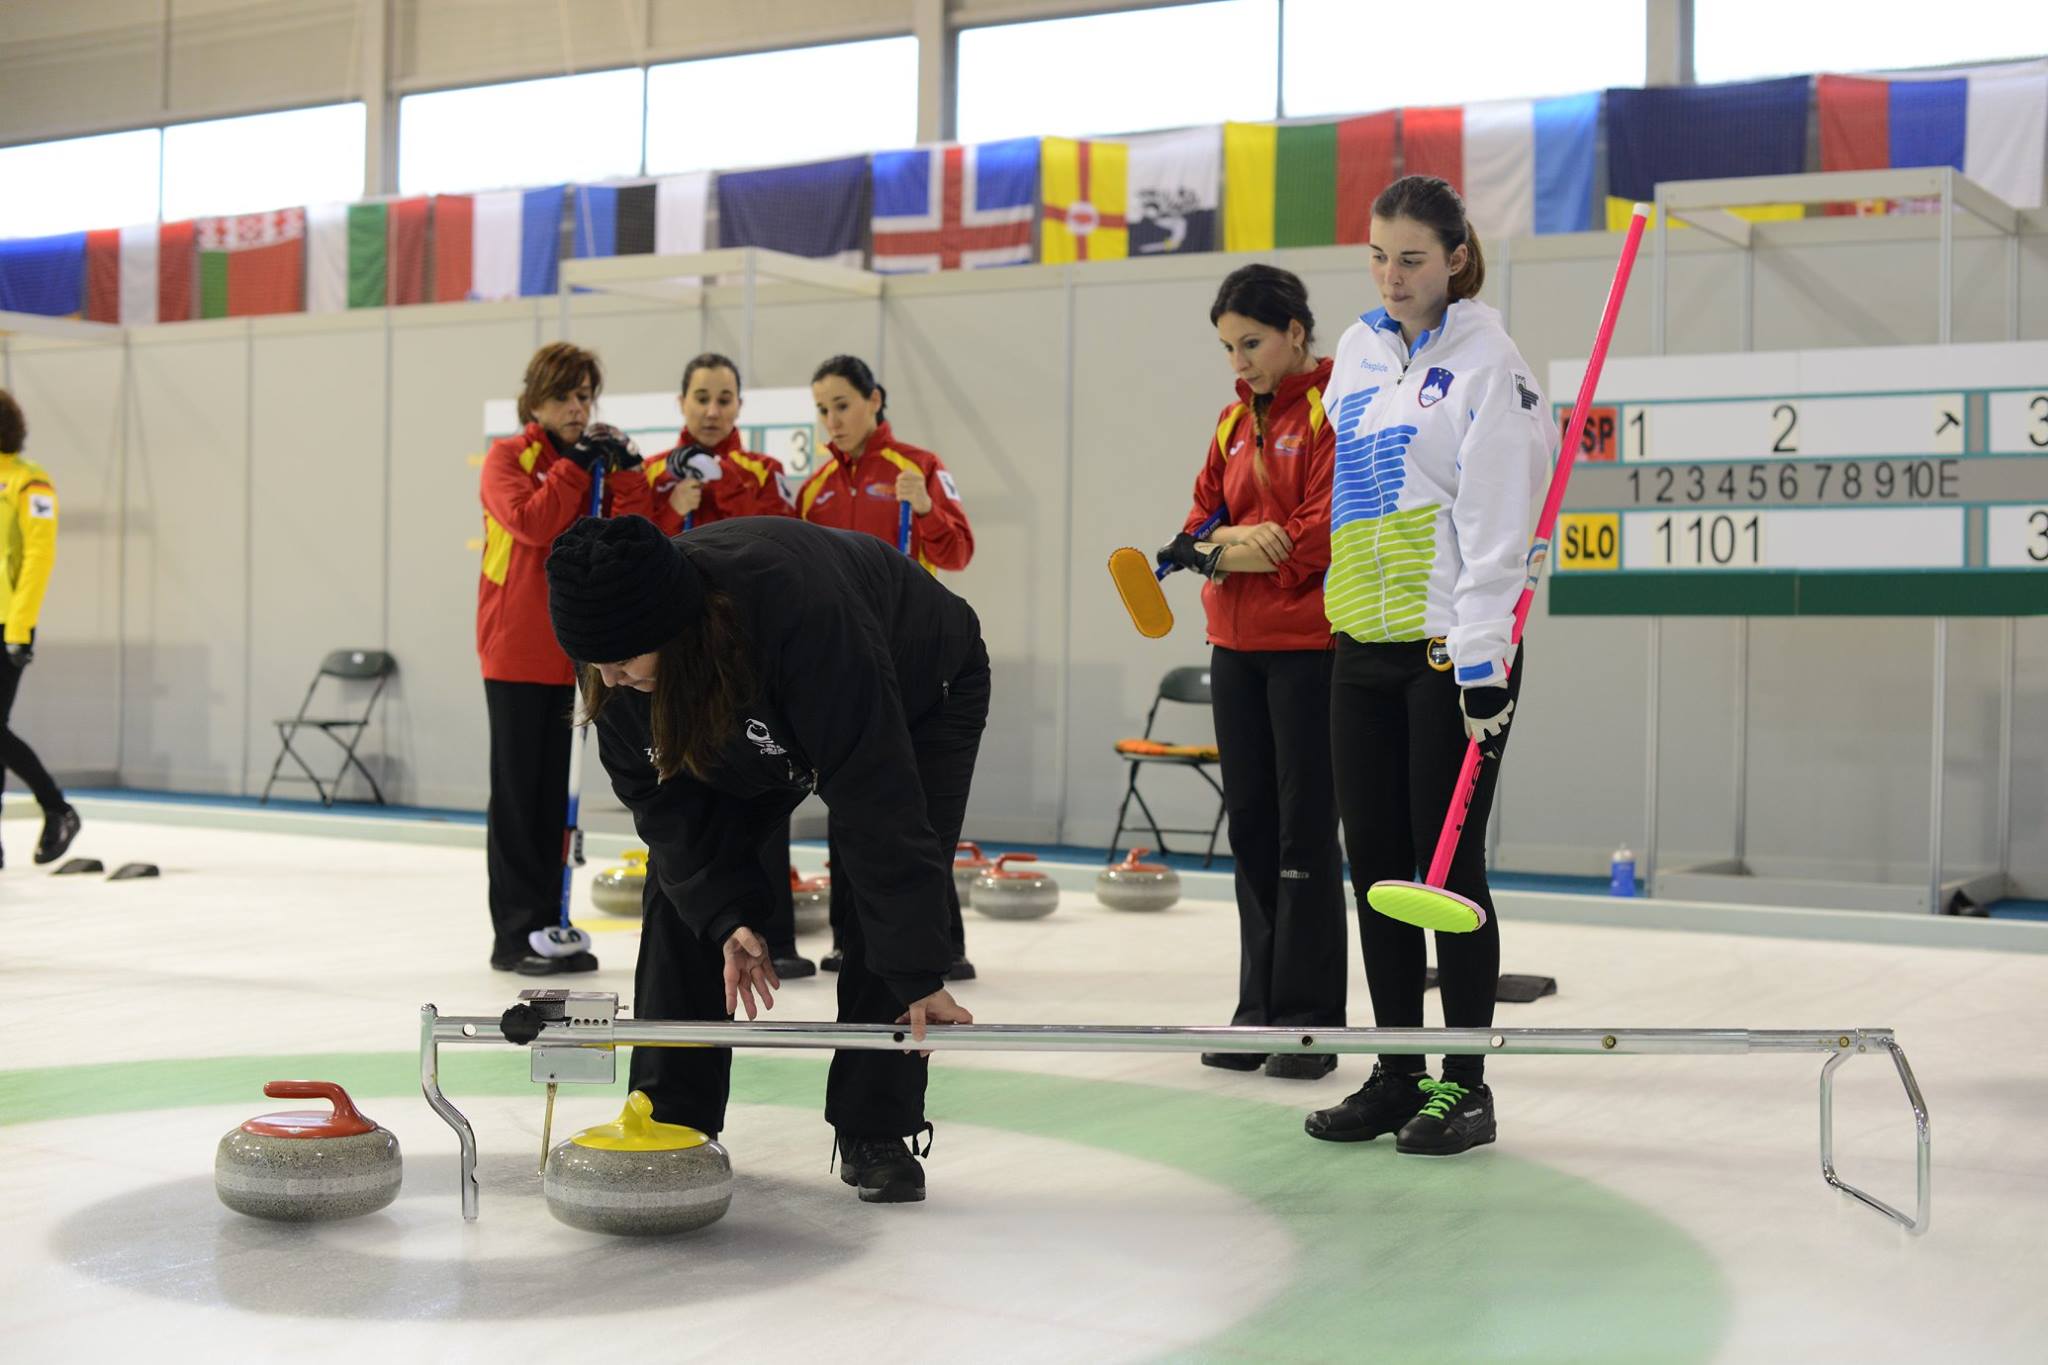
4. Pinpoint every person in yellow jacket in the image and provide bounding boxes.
[0,389,81,870]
